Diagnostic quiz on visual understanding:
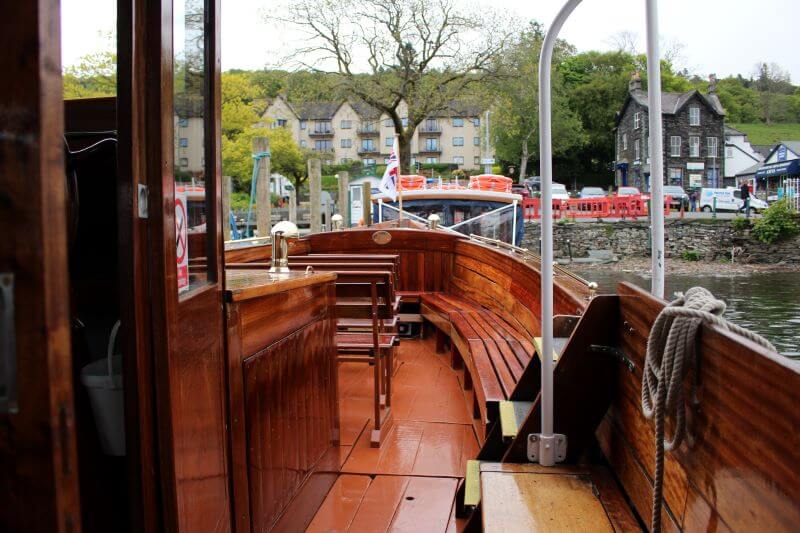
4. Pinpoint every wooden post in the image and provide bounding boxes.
[362,181,372,225]
[253,137,271,237]
[222,175,232,240]
[338,171,350,227]
[309,158,322,233]
[288,188,297,224]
